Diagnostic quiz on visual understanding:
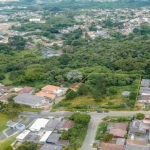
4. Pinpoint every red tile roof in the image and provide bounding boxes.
[127,139,146,146]
[21,86,34,93]
[110,129,127,138]
[114,123,128,131]
[101,143,125,150]
[62,120,74,129]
